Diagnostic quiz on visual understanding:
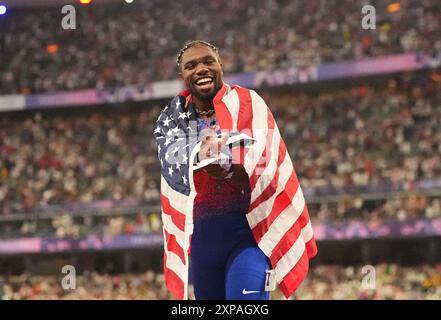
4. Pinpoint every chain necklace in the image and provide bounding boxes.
[195,108,215,117]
